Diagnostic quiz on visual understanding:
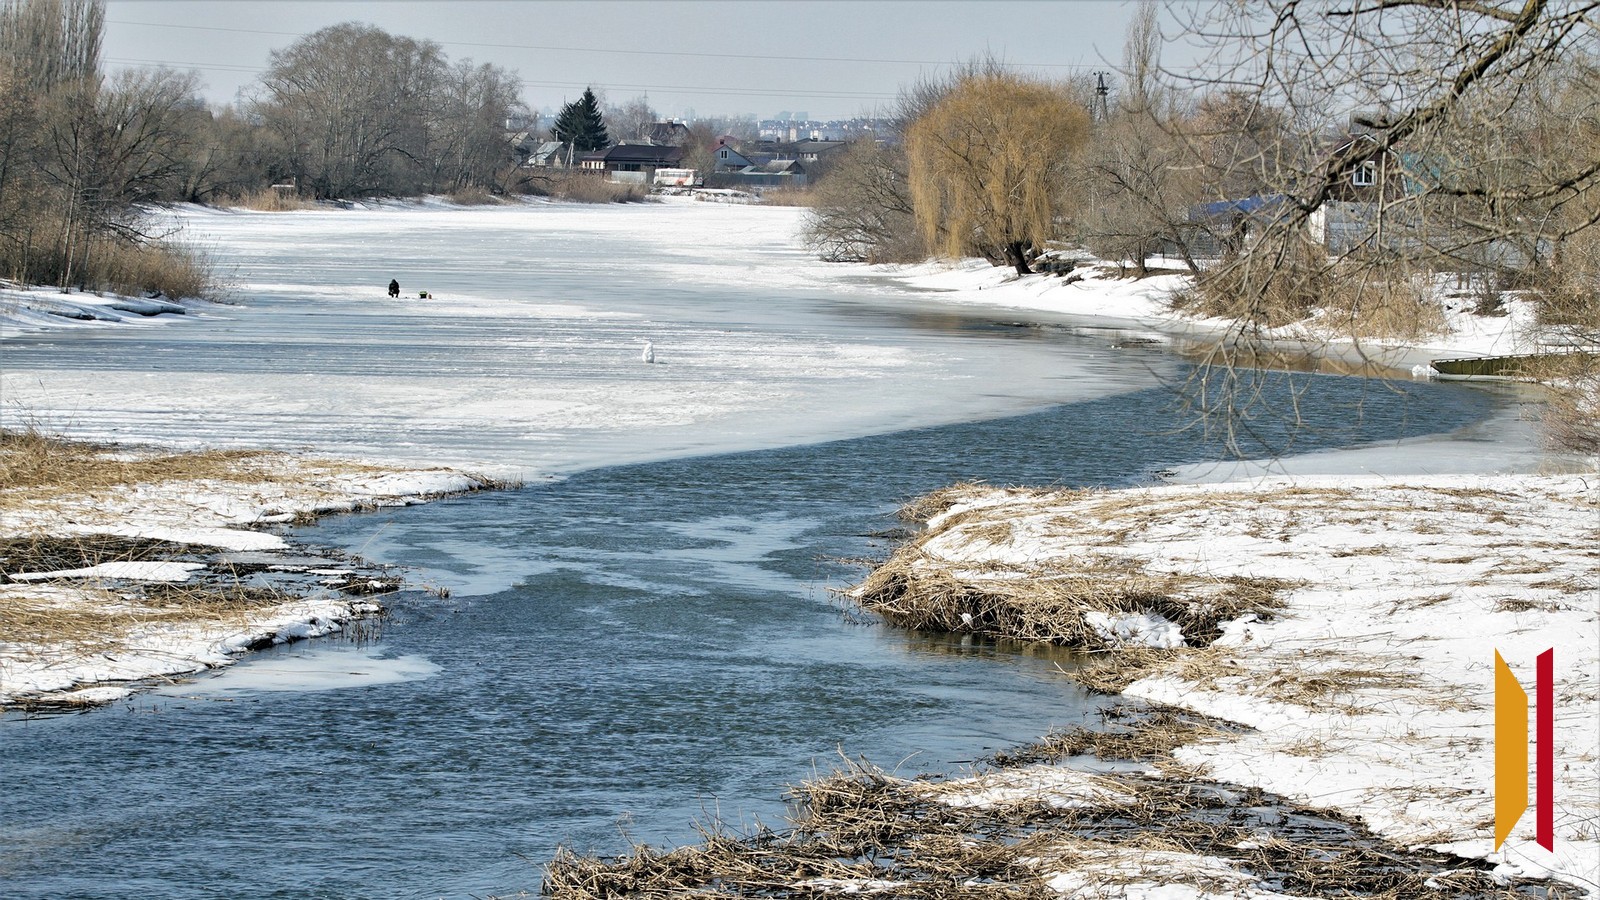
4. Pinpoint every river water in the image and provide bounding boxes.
[0,202,1518,898]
